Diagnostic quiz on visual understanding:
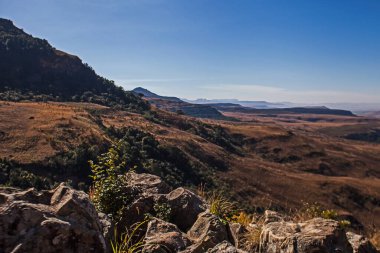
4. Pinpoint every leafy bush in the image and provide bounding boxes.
[0,159,51,190]
[89,146,137,220]
[104,127,206,187]
[8,168,51,190]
